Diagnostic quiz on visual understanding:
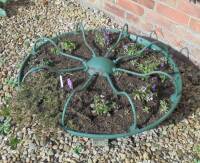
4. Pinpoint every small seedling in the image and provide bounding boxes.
[0,117,11,135]
[50,47,60,55]
[9,137,21,150]
[73,144,84,155]
[41,59,55,67]
[160,100,169,114]
[60,41,76,52]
